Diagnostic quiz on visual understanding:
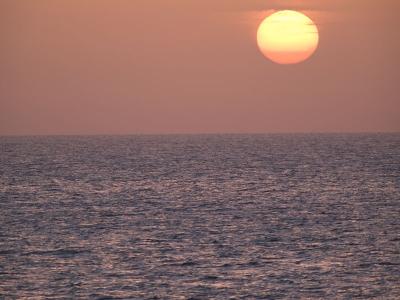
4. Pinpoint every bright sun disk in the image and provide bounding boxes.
[257,10,319,65]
